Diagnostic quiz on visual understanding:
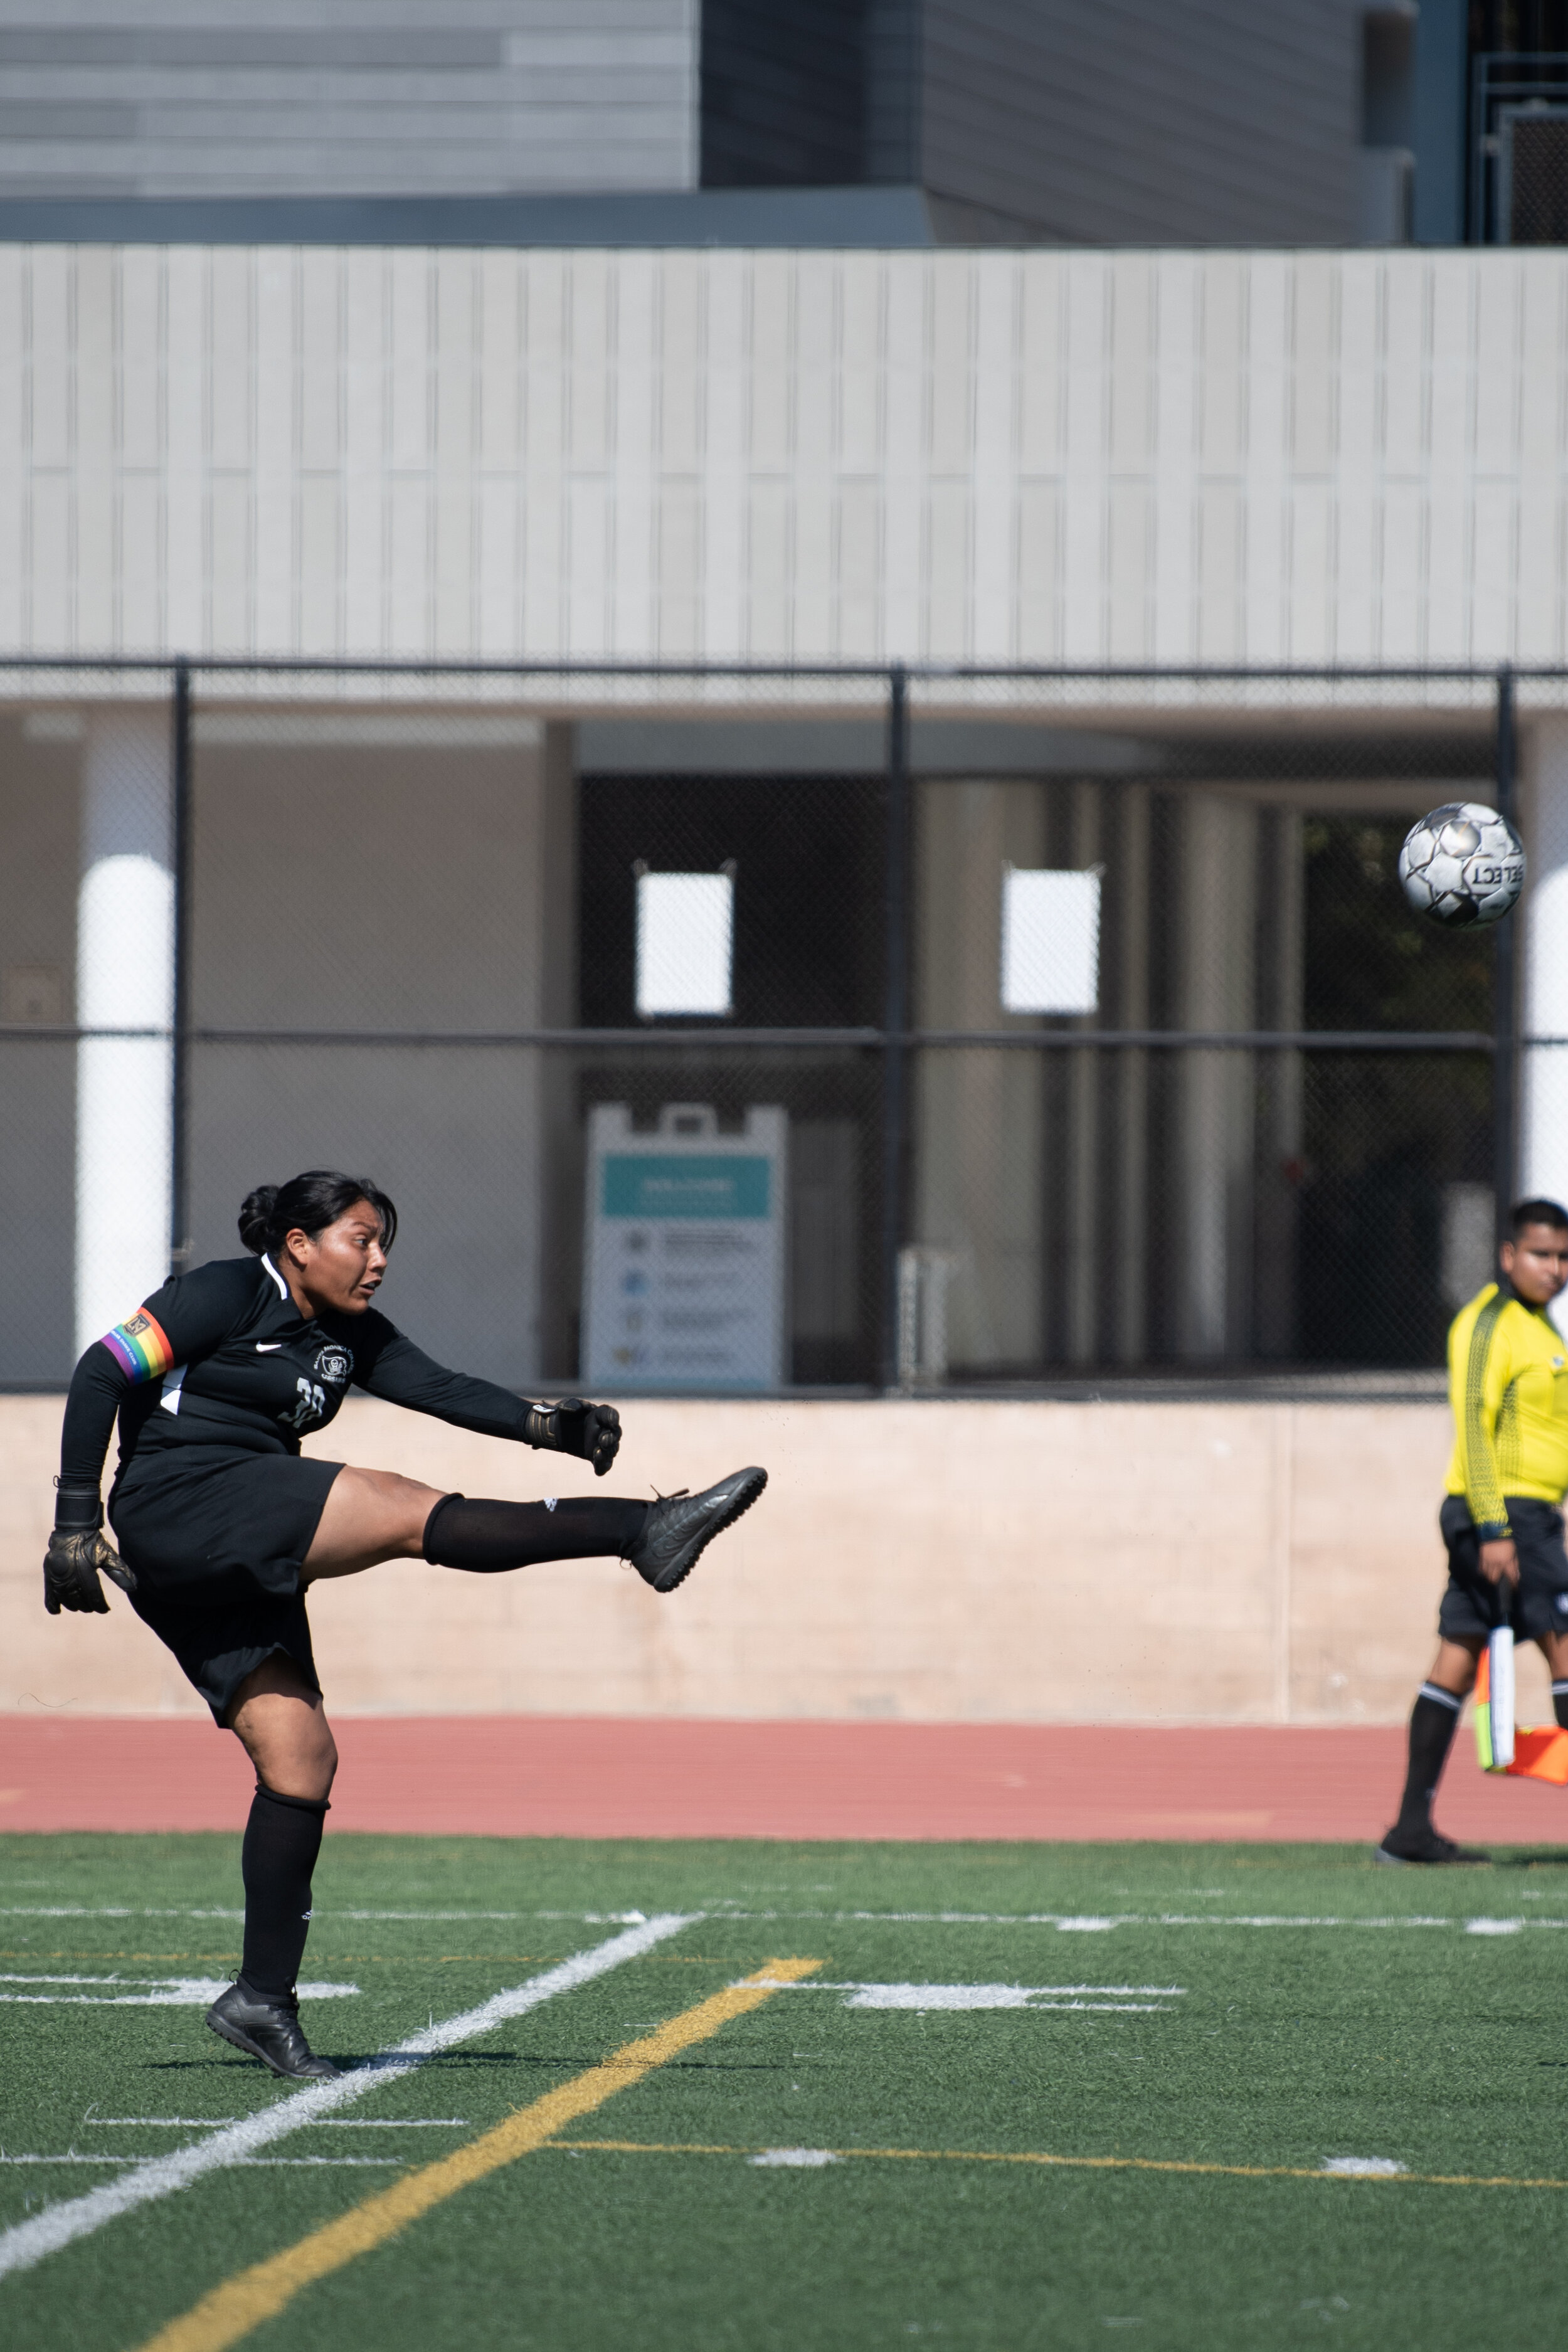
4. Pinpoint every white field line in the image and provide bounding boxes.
[719,1909,1568,1933]
[84,2117,470,2129]
[7,1902,1568,1936]
[0,1974,358,2008]
[761,1911,1462,1930]
[771,1981,1187,1997]
[0,1906,644,1922]
[849,1996,1173,2013]
[0,1911,698,2284]
[0,1975,356,1990]
[751,1978,1185,2012]
[0,2155,403,2169]
[0,1908,245,1920]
